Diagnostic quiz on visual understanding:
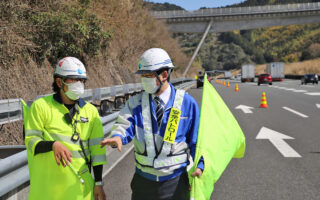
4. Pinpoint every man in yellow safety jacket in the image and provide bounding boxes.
[25,57,107,200]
